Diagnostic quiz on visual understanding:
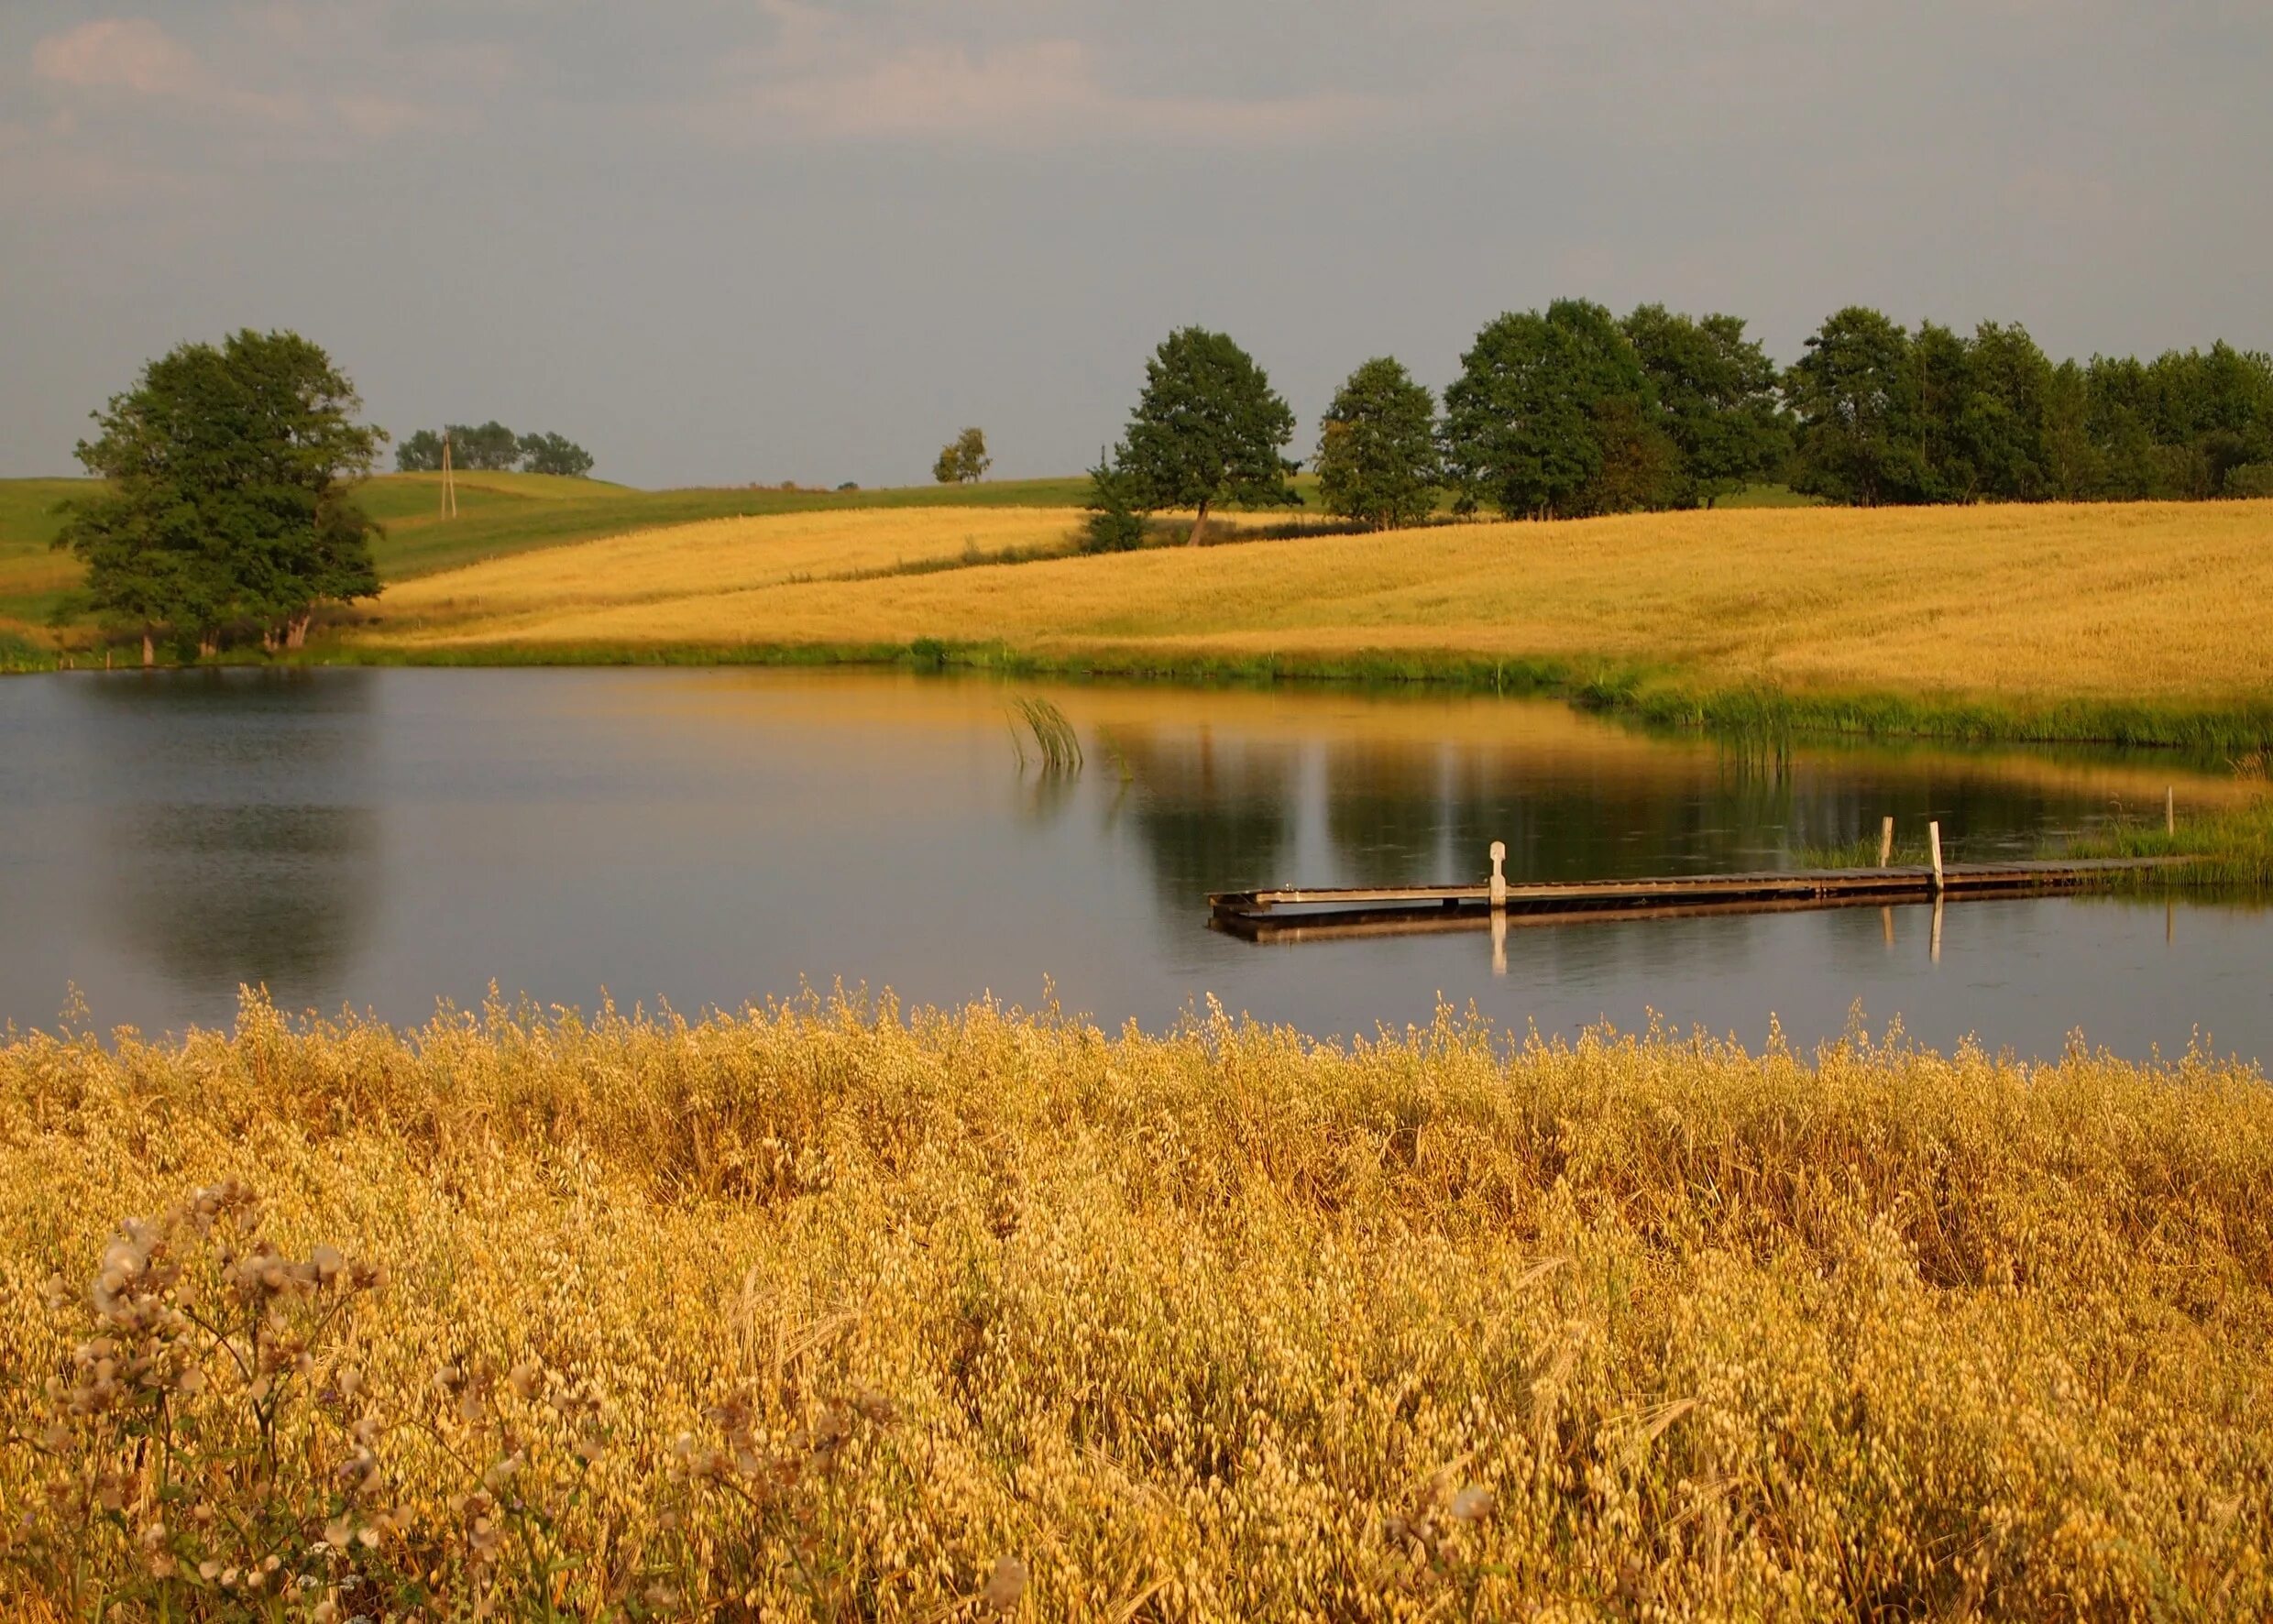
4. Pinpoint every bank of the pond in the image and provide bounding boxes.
[2062,793,2273,886]
[3,994,2268,1618]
